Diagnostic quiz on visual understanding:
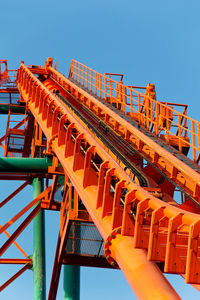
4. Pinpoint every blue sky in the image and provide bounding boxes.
[1,0,200,299]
